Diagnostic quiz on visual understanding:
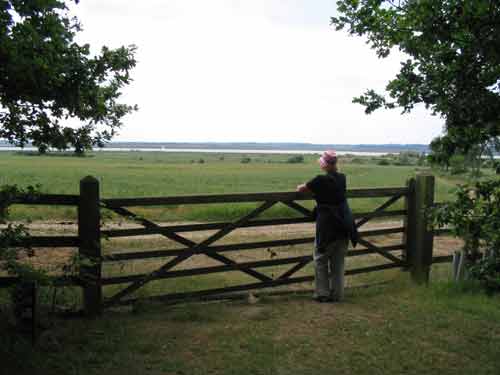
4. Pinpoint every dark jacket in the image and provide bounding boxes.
[313,201,359,252]
[307,172,359,252]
